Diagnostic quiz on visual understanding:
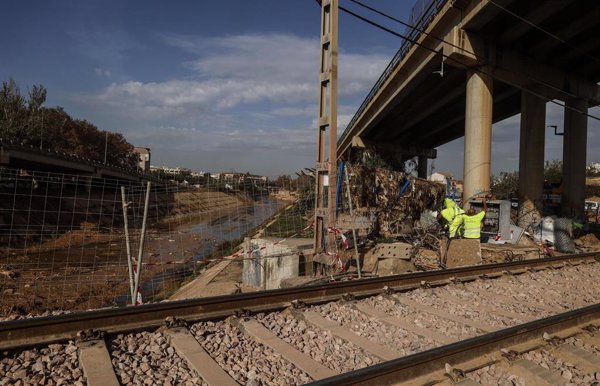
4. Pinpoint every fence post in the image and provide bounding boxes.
[121,186,135,303]
[133,181,151,305]
[344,166,362,278]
